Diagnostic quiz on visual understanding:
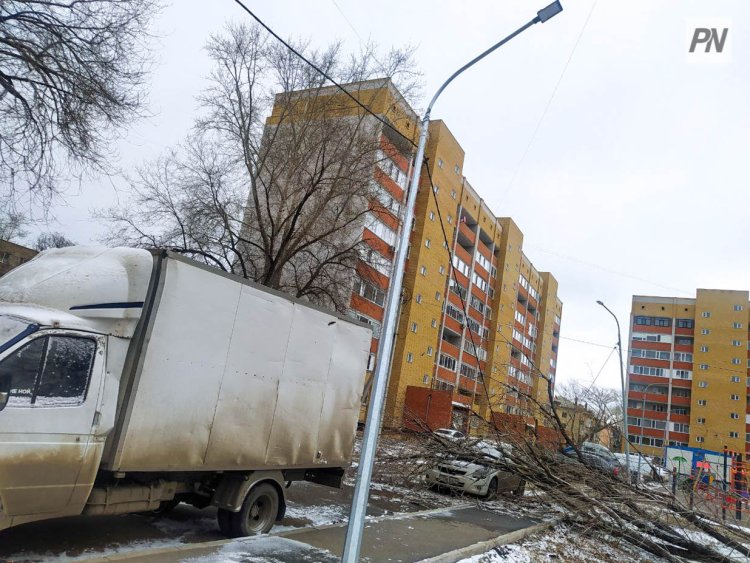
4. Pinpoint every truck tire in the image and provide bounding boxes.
[226,483,279,537]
